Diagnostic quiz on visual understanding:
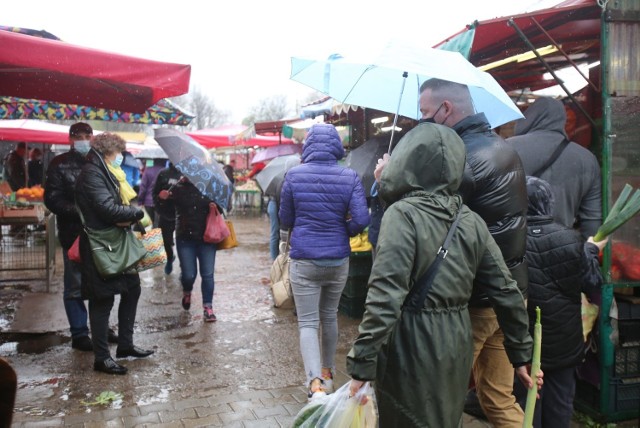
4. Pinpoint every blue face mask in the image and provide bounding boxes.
[74,140,91,155]
[111,154,124,168]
